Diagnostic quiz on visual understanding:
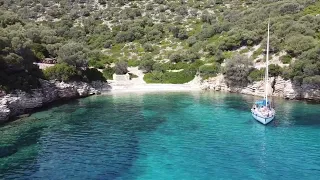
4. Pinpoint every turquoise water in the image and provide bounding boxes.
[1,92,320,180]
